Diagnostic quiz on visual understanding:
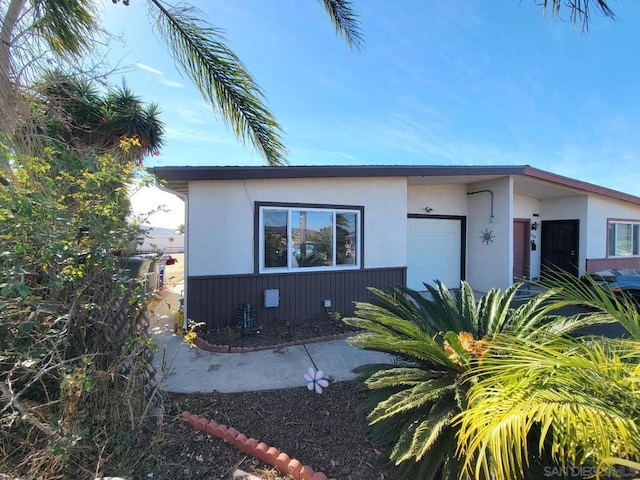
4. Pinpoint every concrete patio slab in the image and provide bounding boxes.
[149,282,395,394]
